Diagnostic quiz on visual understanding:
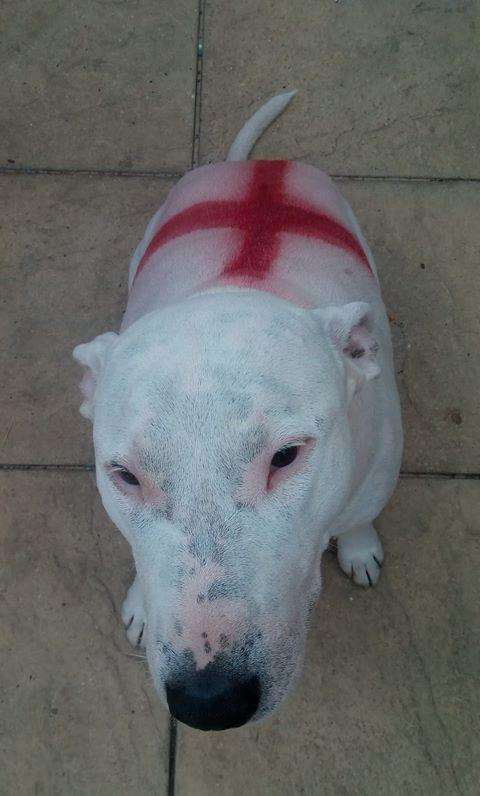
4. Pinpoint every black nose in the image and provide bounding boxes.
[166,665,261,731]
